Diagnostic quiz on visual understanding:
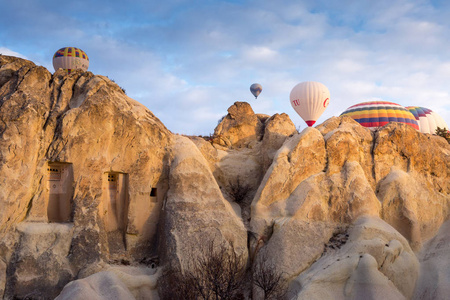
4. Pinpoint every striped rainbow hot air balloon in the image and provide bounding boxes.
[406,106,449,134]
[52,47,89,74]
[340,101,419,130]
